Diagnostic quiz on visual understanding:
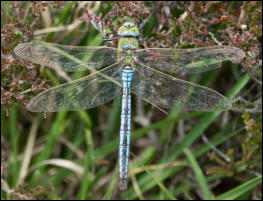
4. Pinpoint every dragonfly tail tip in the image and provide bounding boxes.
[119,179,128,190]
